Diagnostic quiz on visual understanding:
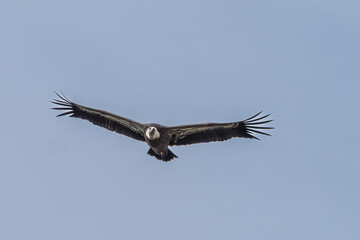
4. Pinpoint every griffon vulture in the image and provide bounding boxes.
[51,92,273,161]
